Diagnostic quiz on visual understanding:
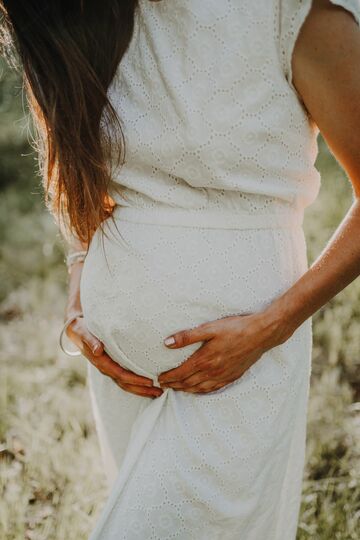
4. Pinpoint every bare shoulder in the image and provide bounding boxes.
[292,0,360,194]
[291,0,360,115]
